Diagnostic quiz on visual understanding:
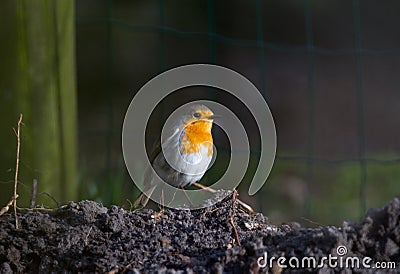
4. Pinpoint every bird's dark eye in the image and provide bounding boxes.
[193,112,201,119]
